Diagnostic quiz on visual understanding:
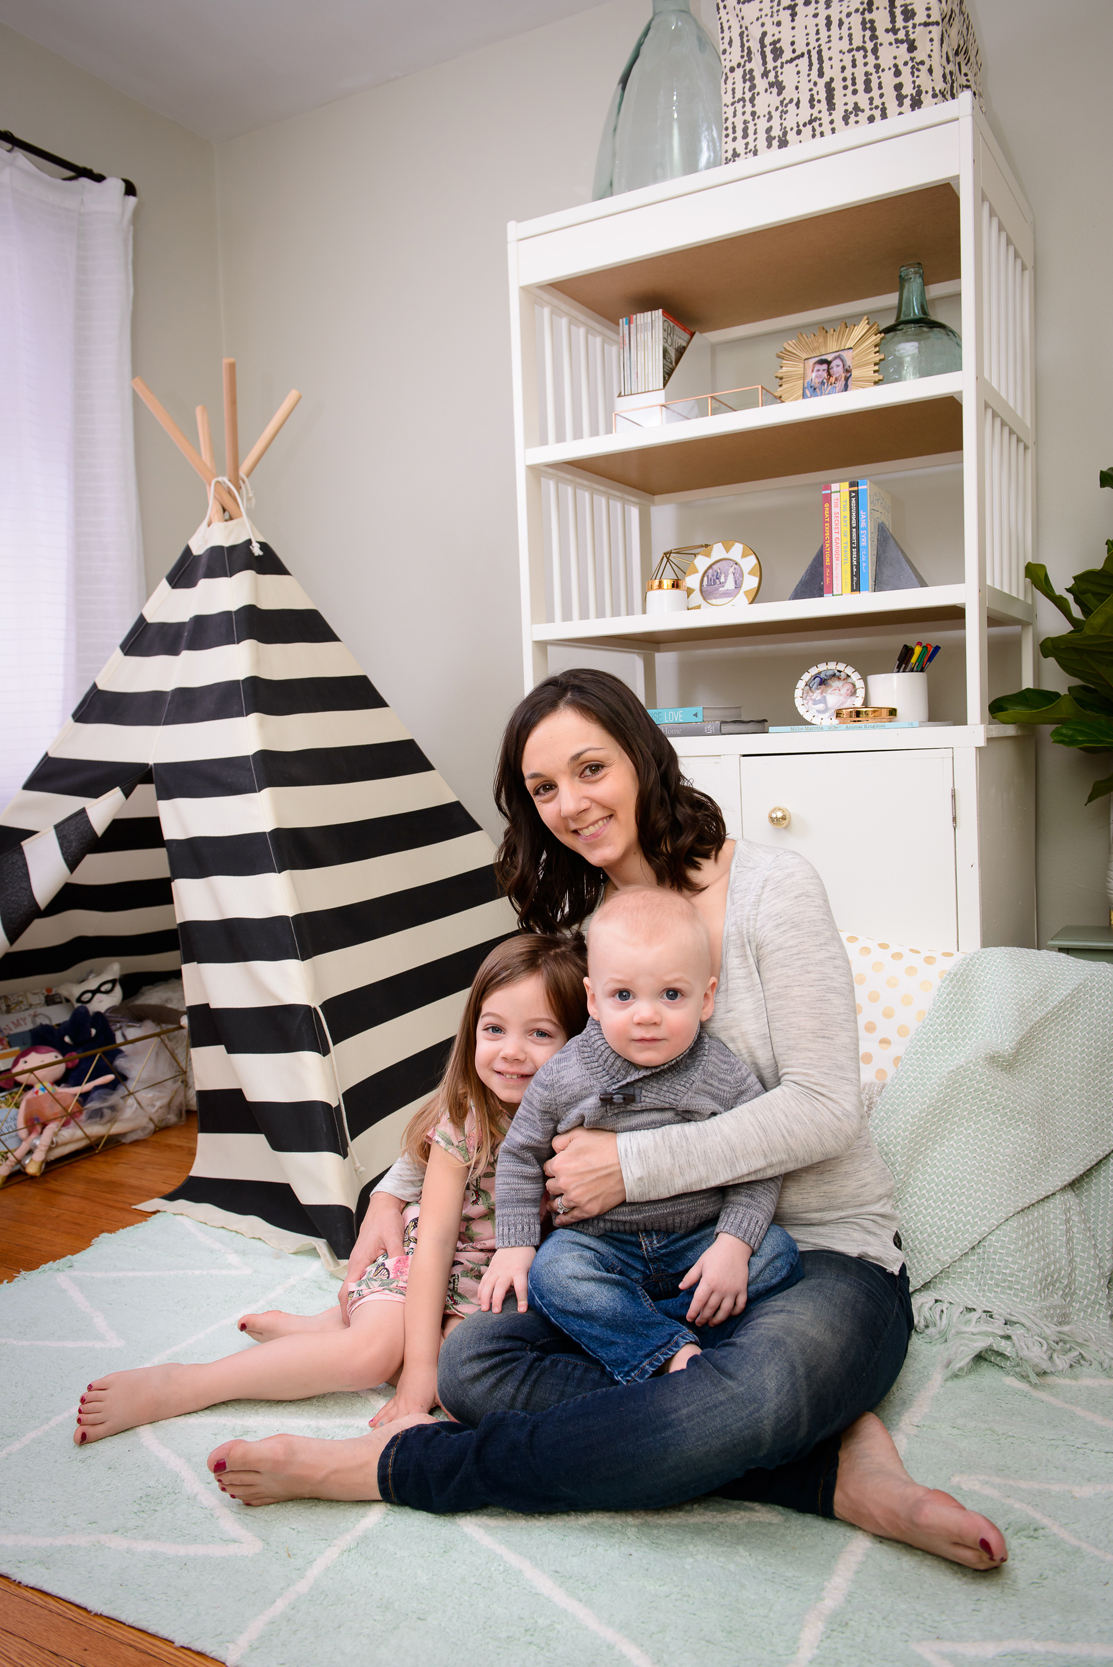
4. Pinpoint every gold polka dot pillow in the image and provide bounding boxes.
[841,933,966,1090]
